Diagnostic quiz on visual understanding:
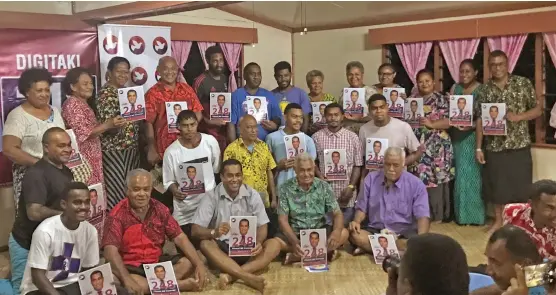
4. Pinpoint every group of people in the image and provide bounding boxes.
[0,43,547,295]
